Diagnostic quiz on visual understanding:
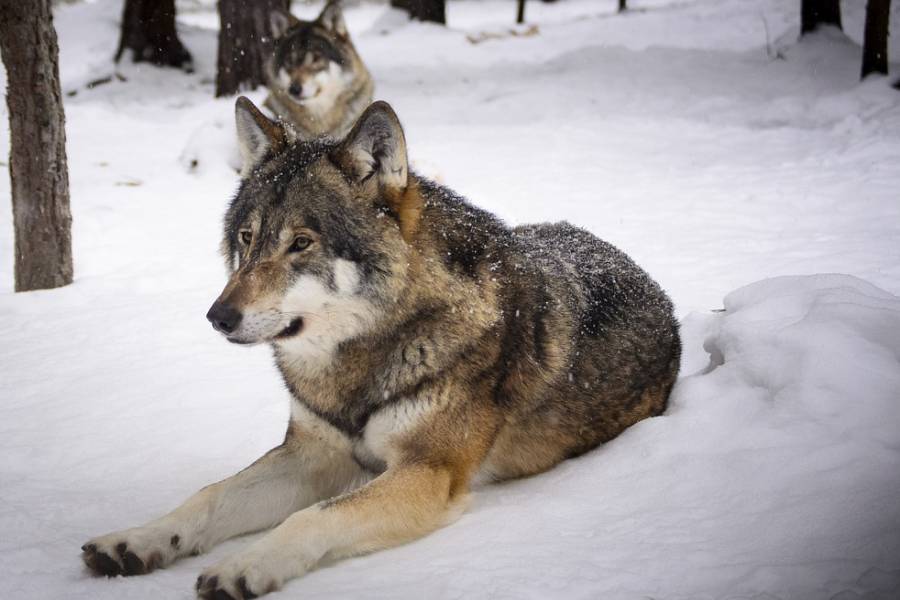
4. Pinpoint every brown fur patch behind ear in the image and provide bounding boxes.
[387,179,423,243]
